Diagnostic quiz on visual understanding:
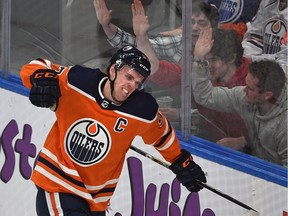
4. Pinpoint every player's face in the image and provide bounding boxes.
[243,73,264,104]
[113,65,144,102]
